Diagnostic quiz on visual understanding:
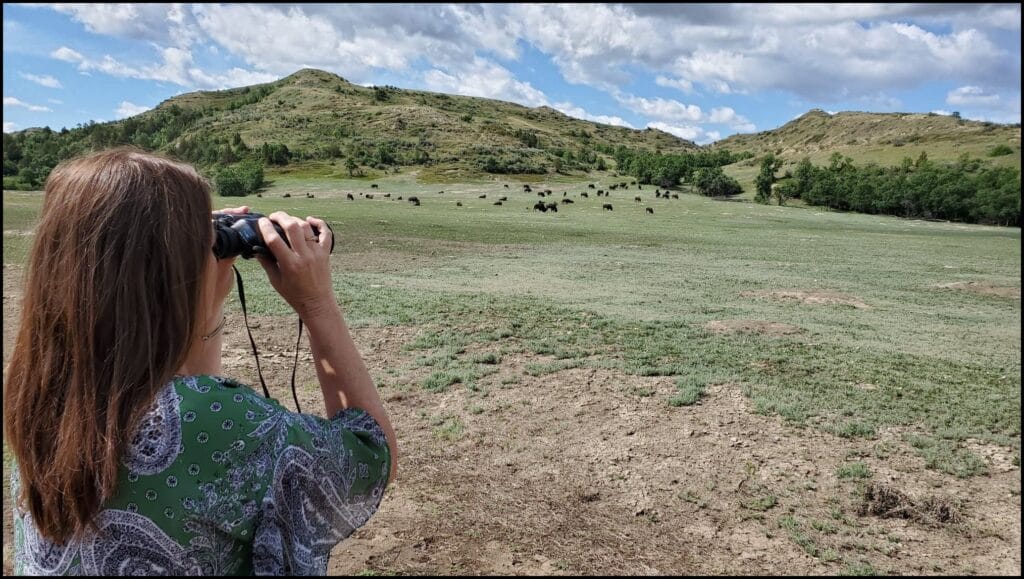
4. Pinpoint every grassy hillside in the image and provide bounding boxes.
[715,109,1021,170]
